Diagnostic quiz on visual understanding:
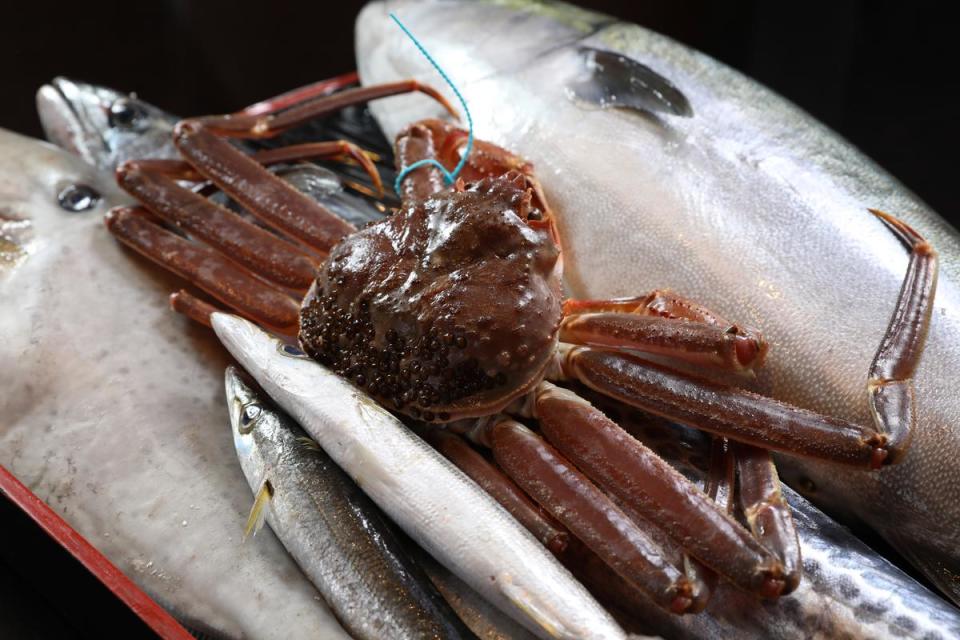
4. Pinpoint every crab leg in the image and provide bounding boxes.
[531,382,787,599]
[426,429,570,554]
[104,207,300,334]
[866,210,938,460]
[116,161,320,290]
[242,71,360,117]
[560,312,765,374]
[489,418,700,614]
[733,442,802,592]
